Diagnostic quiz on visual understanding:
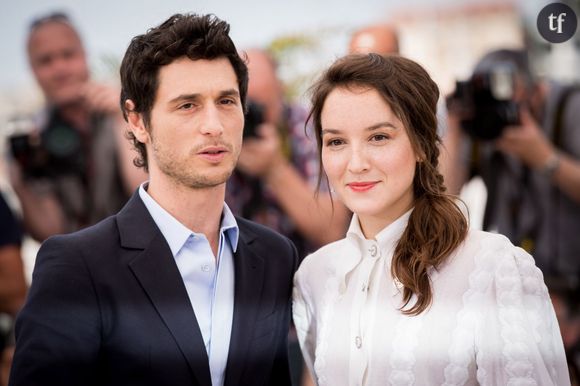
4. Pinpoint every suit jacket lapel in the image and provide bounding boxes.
[224,224,265,386]
[118,192,212,386]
